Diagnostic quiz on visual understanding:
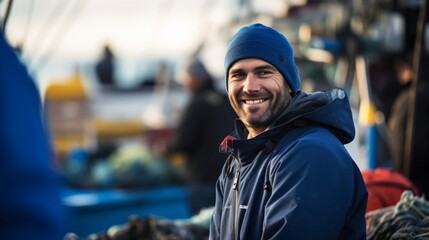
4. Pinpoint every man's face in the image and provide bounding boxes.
[228,58,292,137]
